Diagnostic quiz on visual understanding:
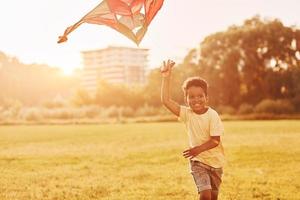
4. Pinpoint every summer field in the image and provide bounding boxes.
[1,121,300,200]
